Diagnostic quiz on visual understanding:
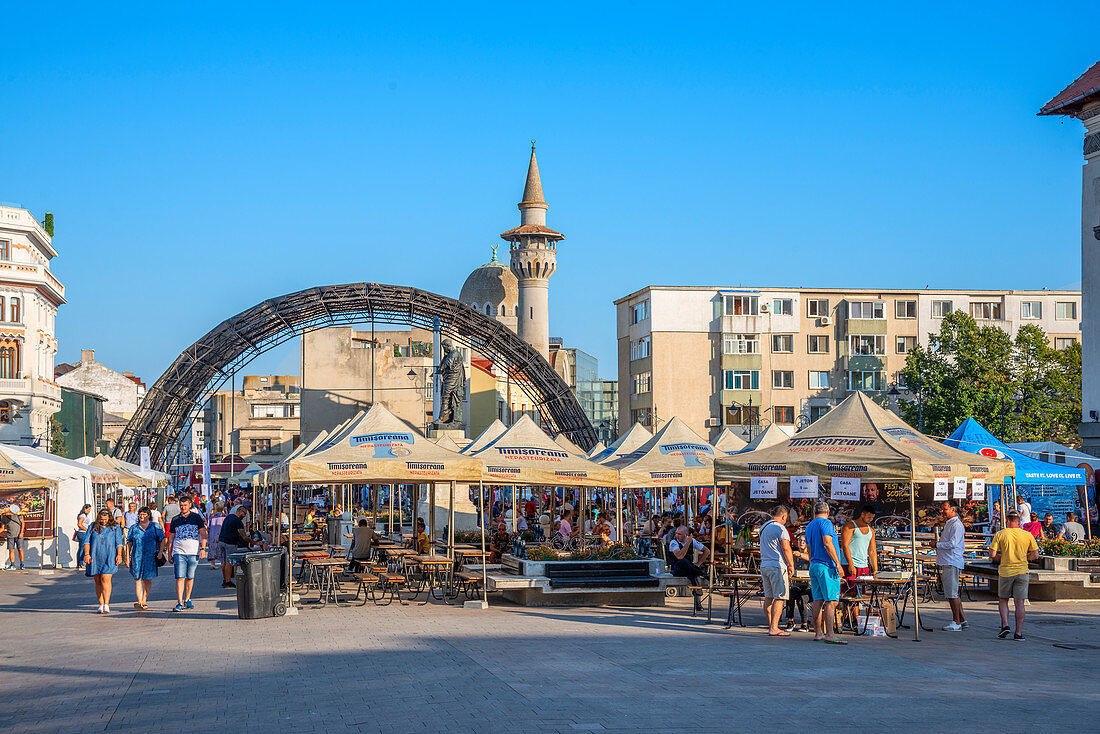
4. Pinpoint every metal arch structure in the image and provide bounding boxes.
[113,282,597,464]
